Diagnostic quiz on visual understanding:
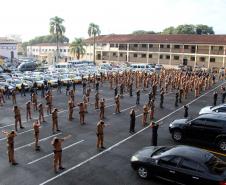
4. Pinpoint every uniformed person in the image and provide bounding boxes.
[78,102,85,125]
[151,121,159,146]
[160,90,164,108]
[129,82,133,96]
[52,135,71,173]
[120,83,124,97]
[83,94,88,113]
[96,120,105,149]
[150,100,155,120]
[38,103,45,122]
[129,109,136,133]
[99,98,105,120]
[115,95,120,113]
[12,90,17,105]
[184,105,189,118]
[52,108,60,134]
[26,101,32,121]
[32,93,38,111]
[95,92,99,109]
[68,100,74,121]
[142,104,149,126]
[2,130,17,165]
[45,93,52,114]
[33,120,41,151]
[86,88,91,102]
[213,91,218,106]
[13,106,24,131]
[114,86,118,97]
[175,92,179,107]
[136,90,140,105]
